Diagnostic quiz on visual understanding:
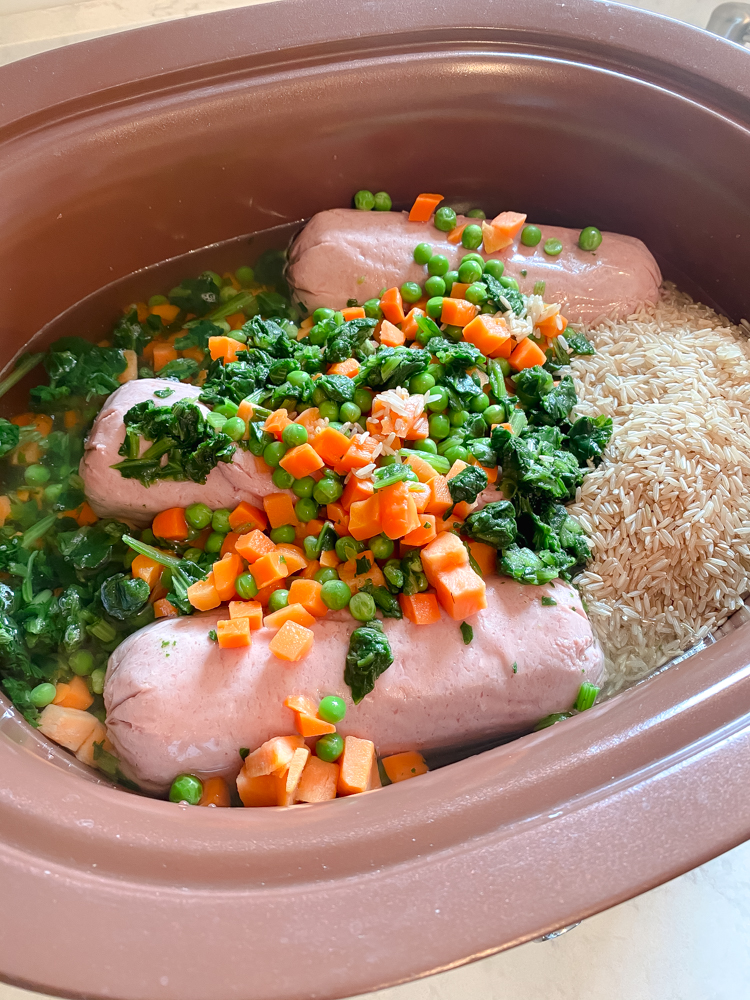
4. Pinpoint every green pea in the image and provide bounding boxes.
[461,224,483,249]
[267,589,289,613]
[426,387,449,412]
[336,536,364,562]
[184,547,203,563]
[268,525,295,545]
[363,299,383,320]
[471,393,490,413]
[373,191,392,211]
[185,502,212,530]
[415,327,437,348]
[350,591,376,622]
[461,253,484,266]
[466,208,486,219]
[282,423,308,447]
[370,534,394,560]
[148,293,169,306]
[354,189,375,211]
[413,437,438,454]
[378,455,398,467]
[521,225,542,246]
[484,404,505,425]
[43,483,63,505]
[443,324,464,342]
[413,242,433,265]
[169,774,203,805]
[202,270,223,288]
[69,650,94,676]
[451,409,471,427]
[328,421,346,432]
[206,411,227,432]
[578,227,602,251]
[409,372,435,394]
[223,416,245,442]
[318,695,346,723]
[315,732,345,762]
[444,445,470,464]
[140,528,156,545]
[424,275,446,298]
[214,399,239,418]
[339,402,361,424]
[313,476,343,504]
[483,259,505,280]
[292,476,315,499]
[29,682,57,708]
[235,572,258,599]
[303,535,320,560]
[263,441,287,468]
[353,387,373,413]
[434,206,457,232]
[313,307,335,324]
[499,276,519,291]
[314,567,339,584]
[318,400,340,422]
[24,464,50,486]
[427,254,449,277]
[211,509,232,534]
[429,414,451,440]
[204,532,224,554]
[287,370,312,389]
[544,238,563,256]
[311,386,328,405]
[401,282,422,304]
[90,668,106,696]
[295,498,319,522]
[458,259,483,284]
[427,365,445,382]
[272,467,294,490]
[320,579,351,612]
[235,265,255,287]
[426,296,444,320]
[443,270,459,293]
[465,282,488,305]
